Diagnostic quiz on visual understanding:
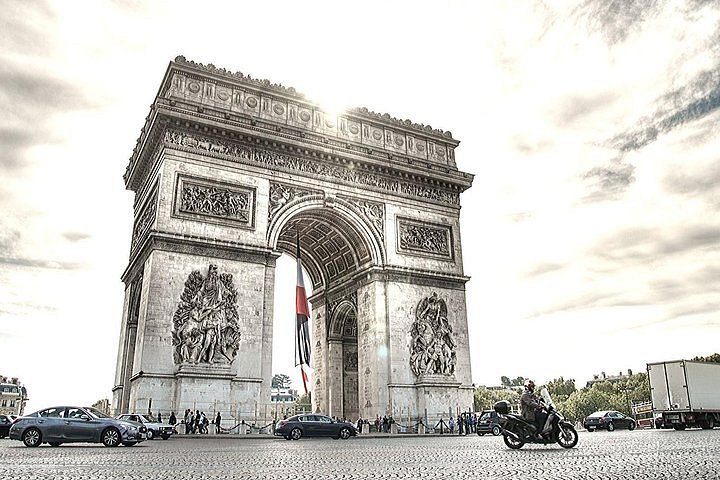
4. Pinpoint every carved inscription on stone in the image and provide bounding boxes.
[172,264,241,365]
[397,218,453,259]
[409,292,456,377]
[174,174,255,228]
[131,185,157,251]
[163,130,459,205]
[269,182,317,221]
